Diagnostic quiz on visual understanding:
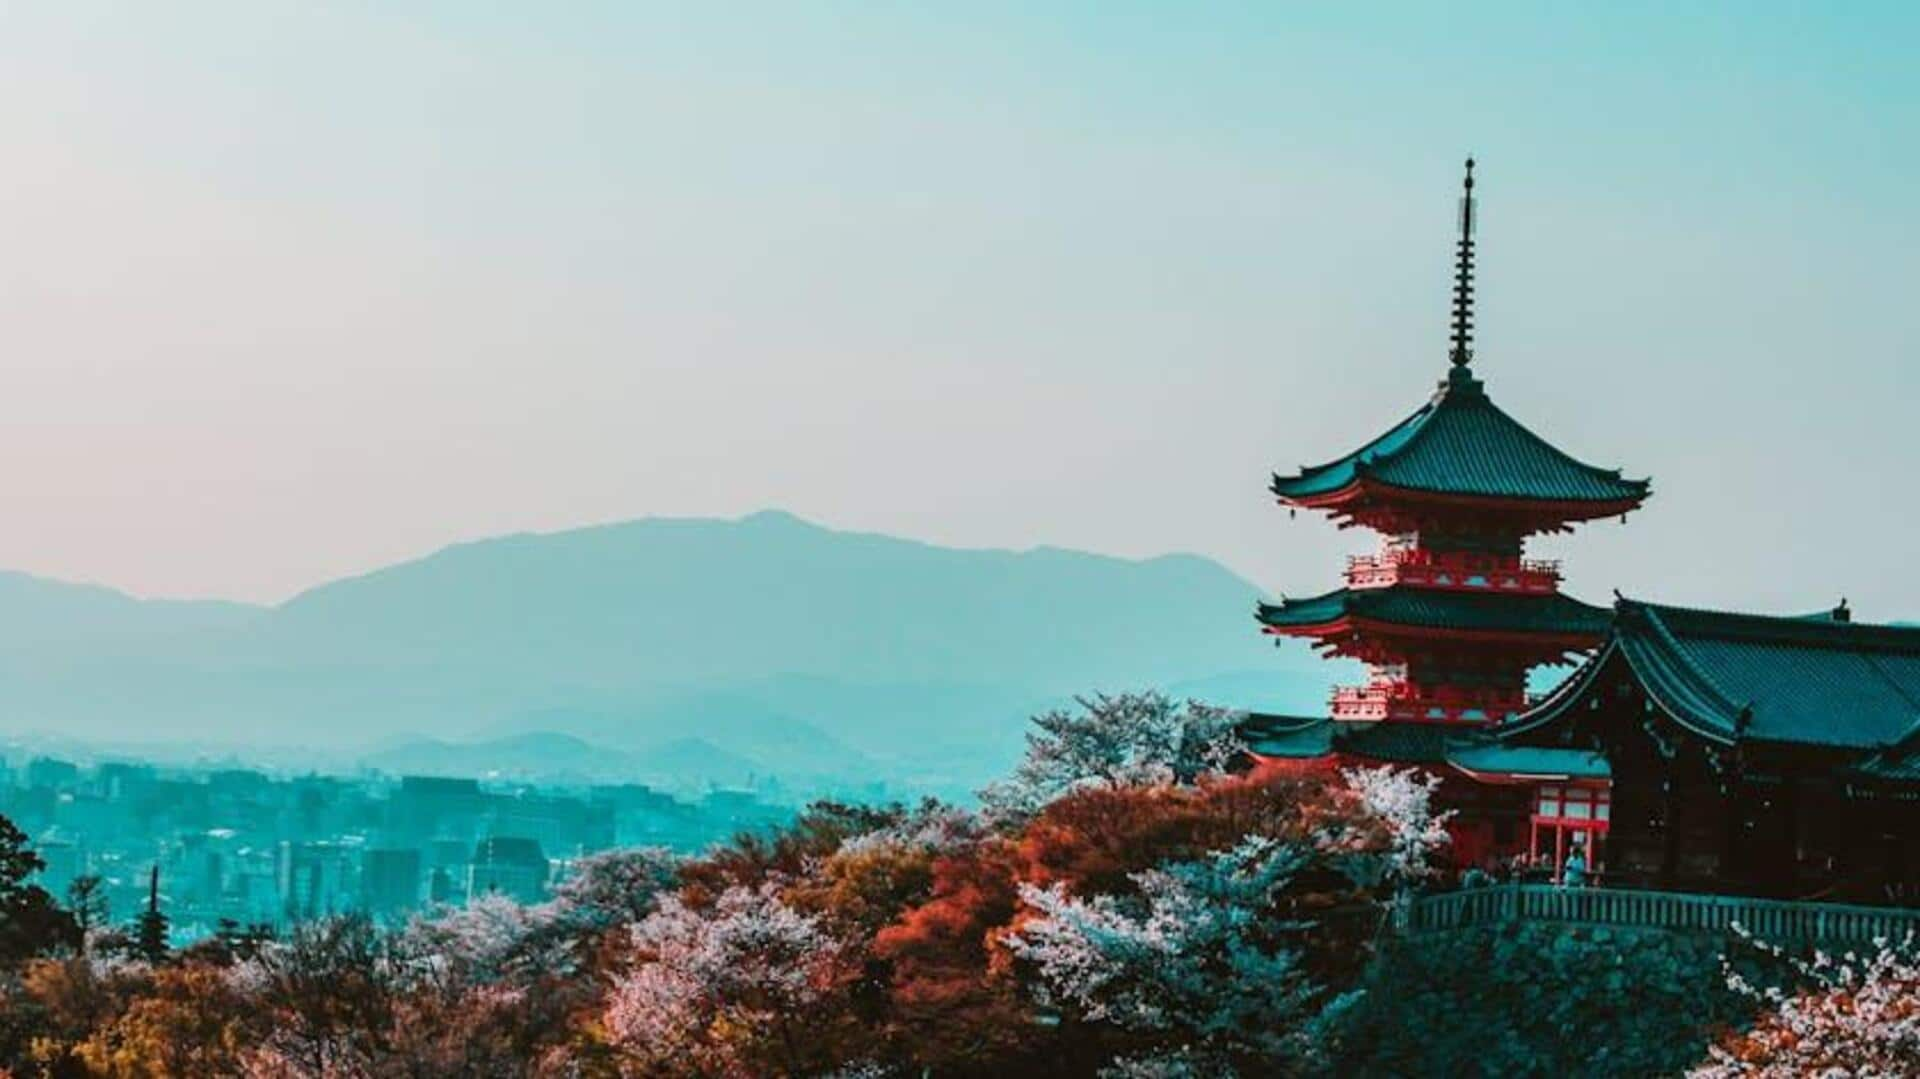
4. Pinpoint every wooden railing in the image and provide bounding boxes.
[1329,683,1526,723]
[1345,551,1561,593]
[1404,884,1920,944]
